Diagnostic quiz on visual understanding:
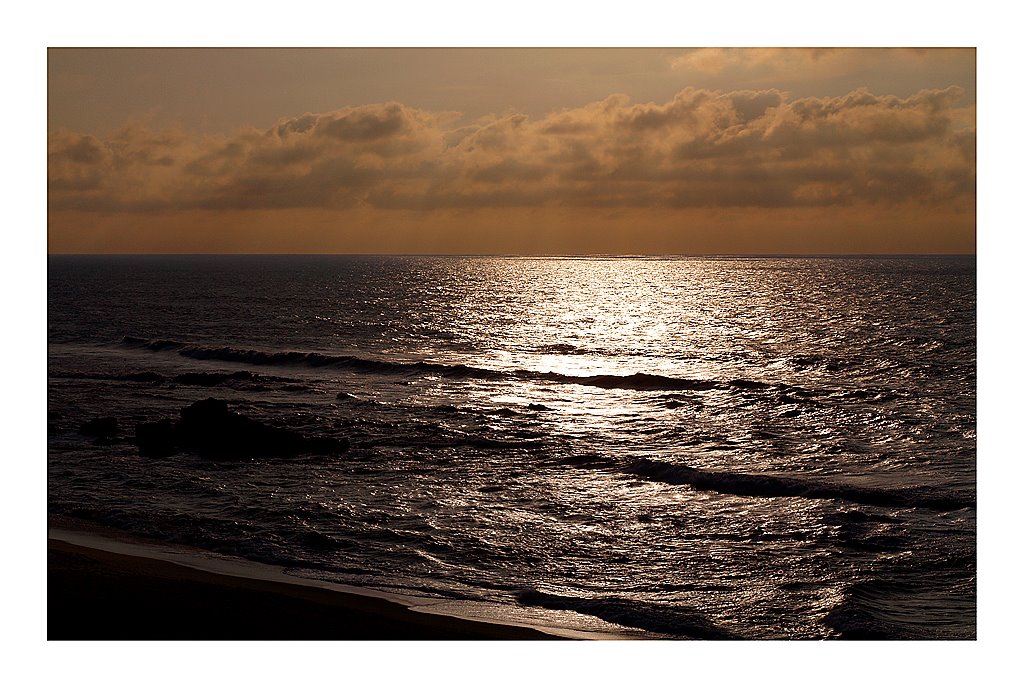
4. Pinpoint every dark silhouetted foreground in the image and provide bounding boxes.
[48,539,555,640]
